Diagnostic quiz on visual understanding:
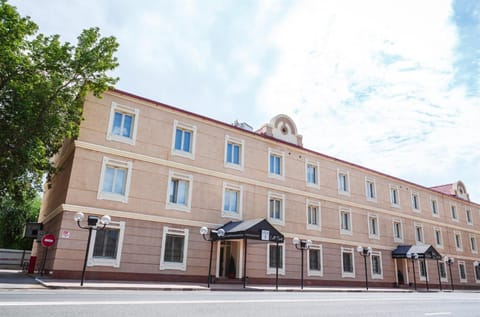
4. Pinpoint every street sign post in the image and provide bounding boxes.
[40,234,56,275]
